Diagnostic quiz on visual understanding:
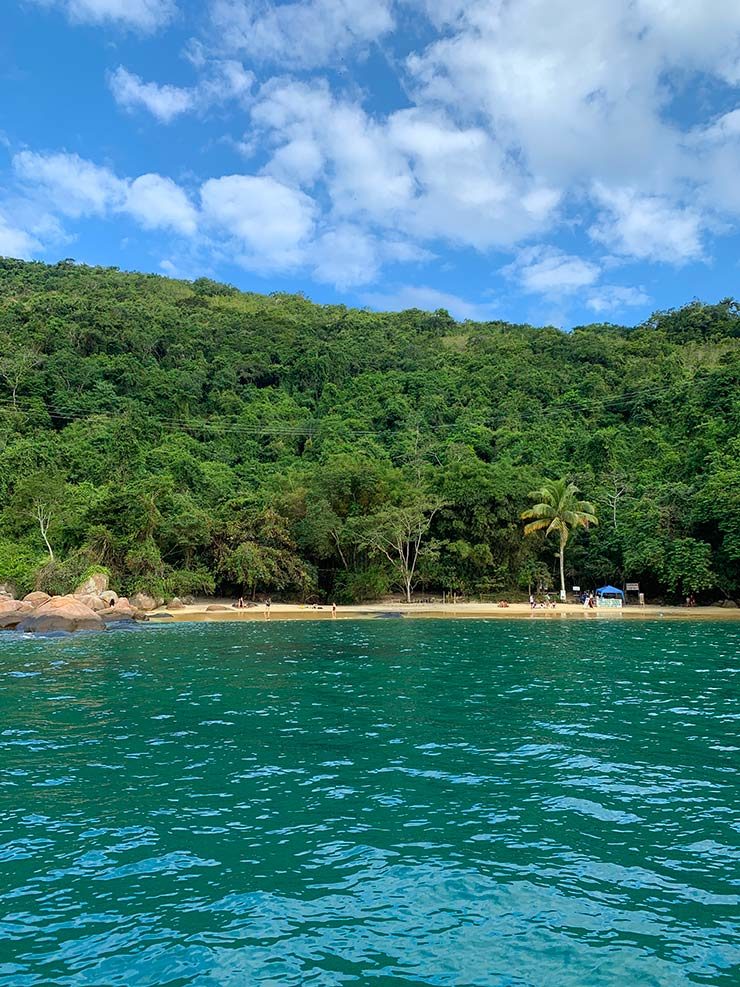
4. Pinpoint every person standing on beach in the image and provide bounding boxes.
[264,598,271,620]
[332,602,337,618]
[530,594,536,610]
